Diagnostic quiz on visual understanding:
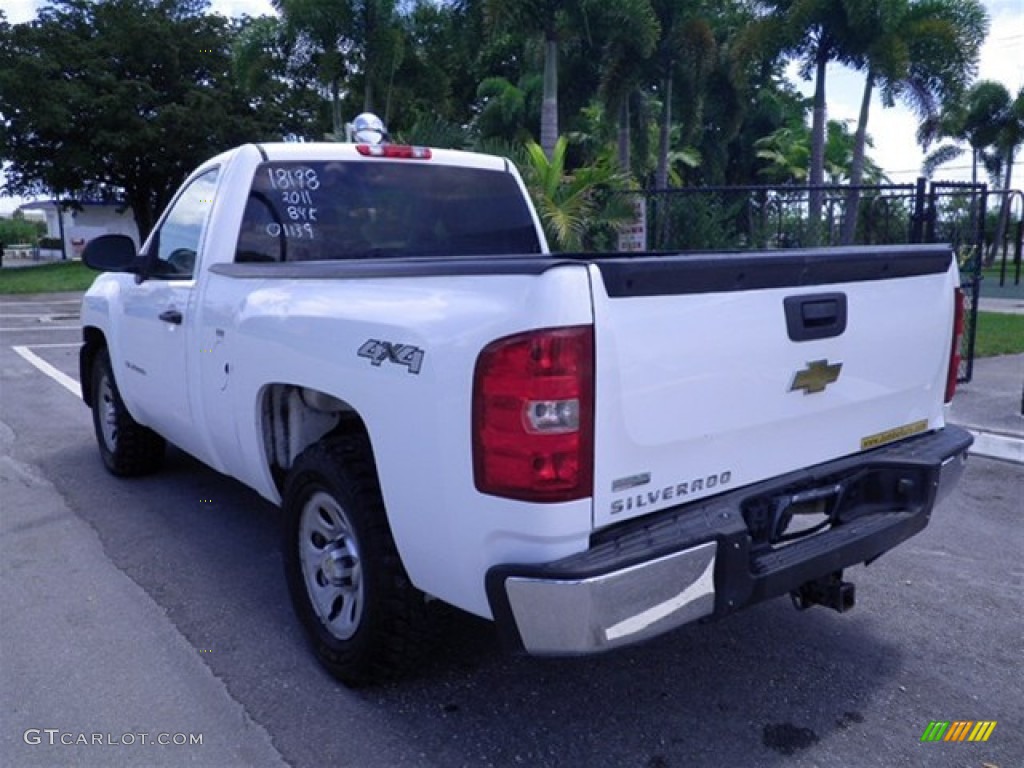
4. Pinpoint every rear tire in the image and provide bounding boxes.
[90,348,165,476]
[282,436,429,686]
